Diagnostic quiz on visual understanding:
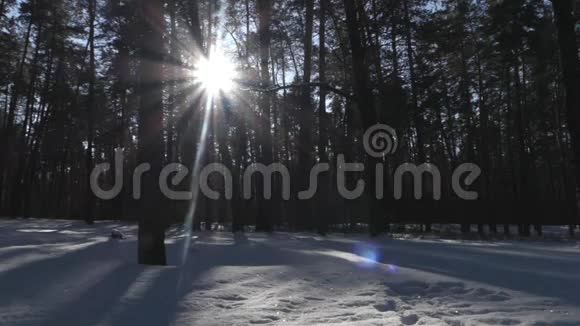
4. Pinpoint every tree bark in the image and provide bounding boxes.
[85,0,96,225]
[0,2,35,212]
[297,0,315,230]
[10,20,43,217]
[256,0,274,232]
[343,0,382,236]
[553,0,580,224]
[317,0,329,235]
[167,0,178,163]
[403,0,425,163]
[137,0,166,266]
